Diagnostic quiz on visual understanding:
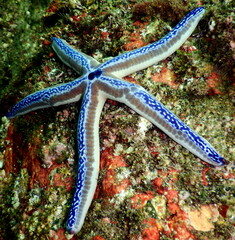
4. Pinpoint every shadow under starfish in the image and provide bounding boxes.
[6,7,228,234]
